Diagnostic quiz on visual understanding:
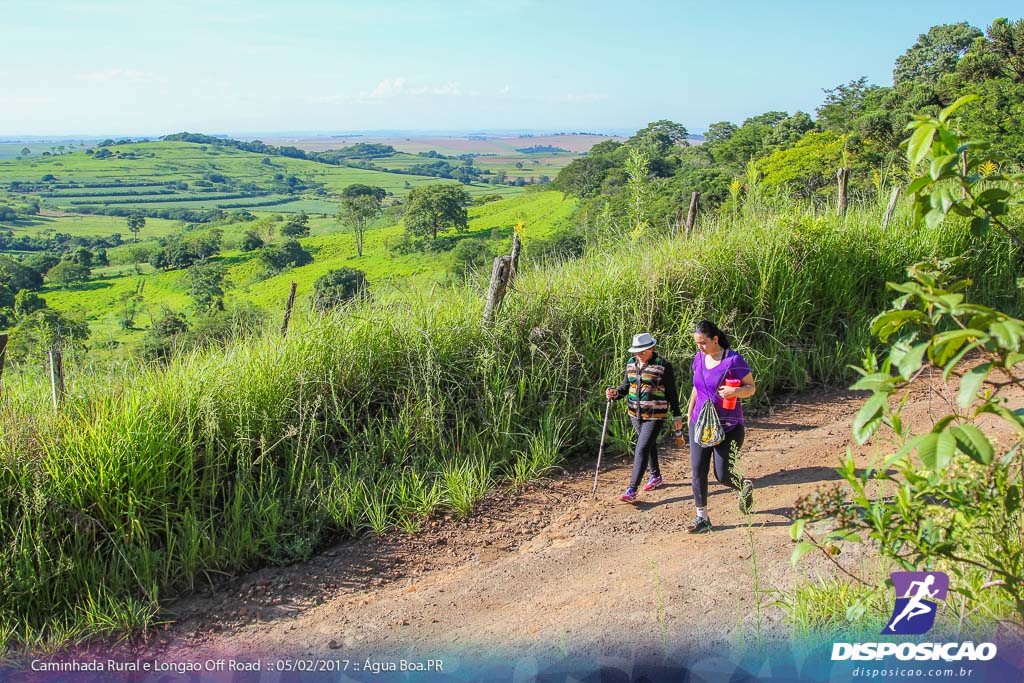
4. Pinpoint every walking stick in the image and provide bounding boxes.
[591,400,612,499]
